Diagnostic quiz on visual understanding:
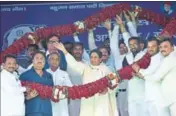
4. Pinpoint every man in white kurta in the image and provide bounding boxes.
[117,12,147,116]
[54,42,118,116]
[110,20,129,116]
[132,38,170,116]
[1,55,27,116]
[142,39,176,116]
[121,34,146,116]
[125,45,146,116]
[47,52,72,116]
[109,14,138,116]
